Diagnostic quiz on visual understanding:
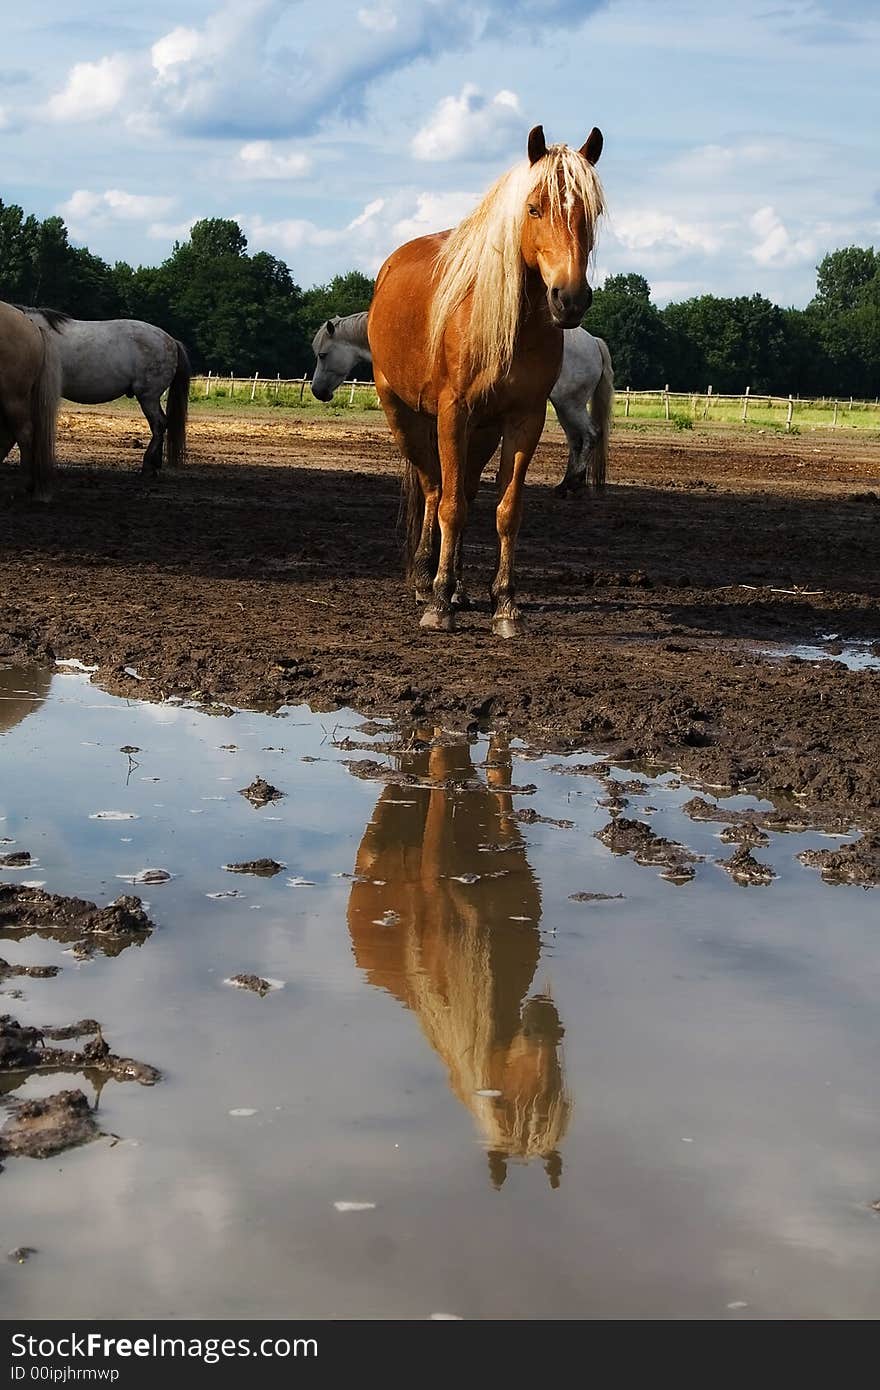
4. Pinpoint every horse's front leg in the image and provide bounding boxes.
[413,483,440,604]
[421,402,468,632]
[491,411,545,638]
